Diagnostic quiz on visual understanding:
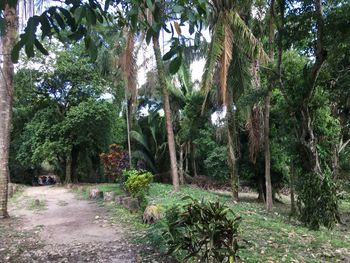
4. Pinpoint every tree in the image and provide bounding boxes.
[12,0,208,192]
[277,0,340,229]
[11,46,119,184]
[201,0,268,201]
[0,1,17,219]
[264,0,275,212]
